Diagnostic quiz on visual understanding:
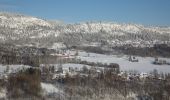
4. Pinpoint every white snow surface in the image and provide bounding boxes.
[0,64,30,74]
[77,51,170,73]
[0,89,6,99]
[0,13,51,28]
[41,83,60,94]
[61,63,91,69]
[50,42,66,50]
